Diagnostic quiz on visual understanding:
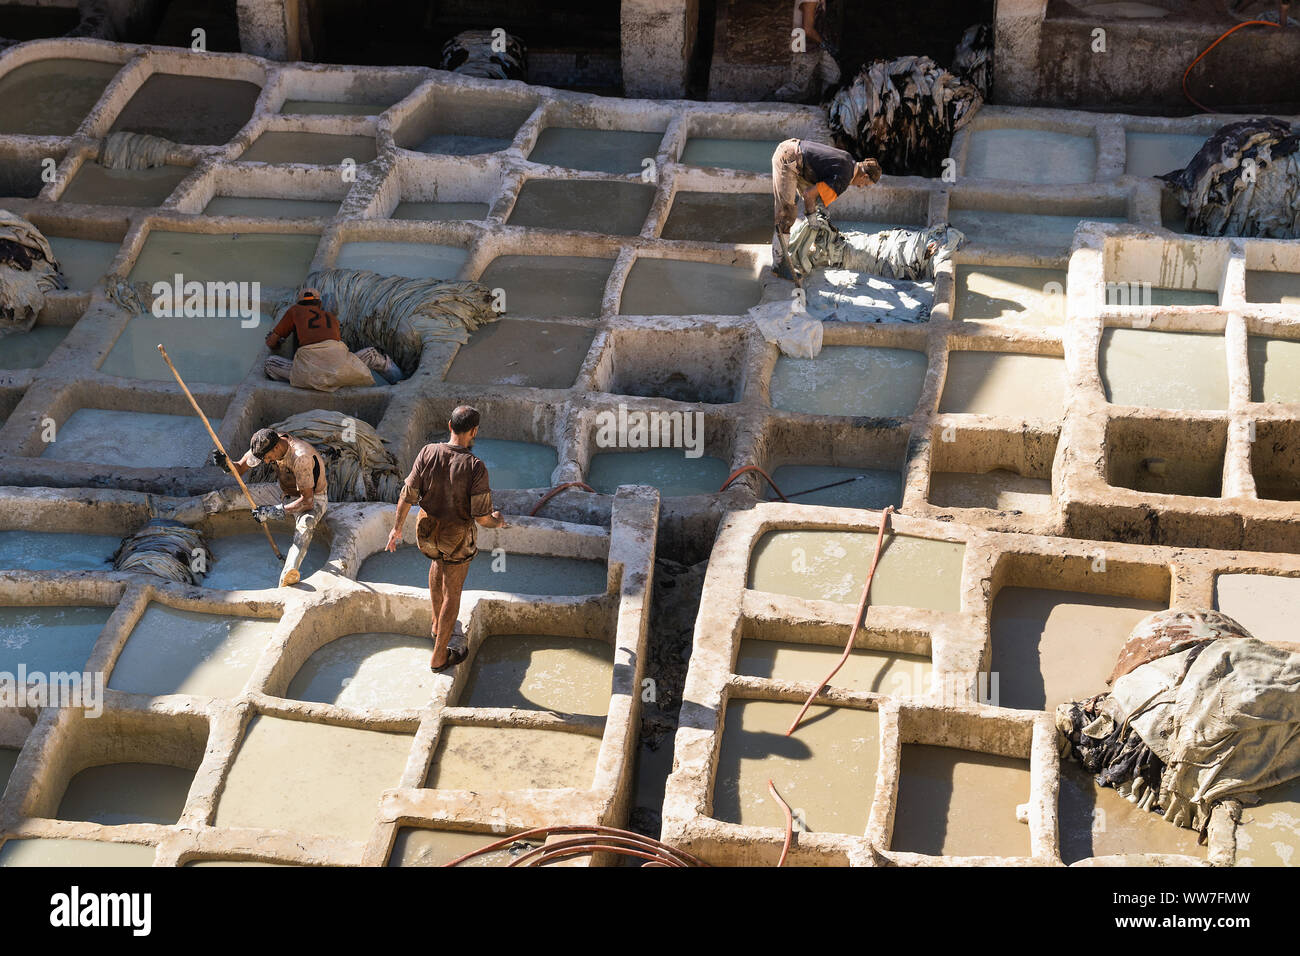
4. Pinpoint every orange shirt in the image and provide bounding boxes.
[266,303,341,349]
